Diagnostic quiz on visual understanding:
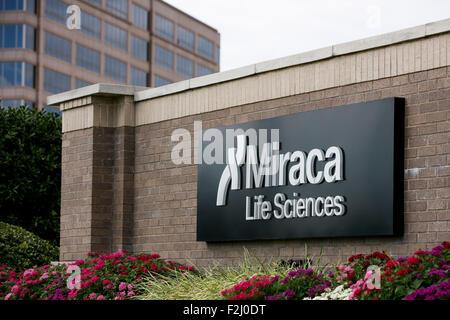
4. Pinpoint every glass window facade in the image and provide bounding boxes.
[155,45,173,70]
[216,46,220,65]
[43,105,62,116]
[154,75,171,87]
[105,0,128,19]
[104,55,126,83]
[105,22,127,51]
[0,24,34,50]
[177,26,194,51]
[0,62,34,87]
[75,79,91,89]
[80,11,101,40]
[131,36,147,61]
[130,67,147,87]
[155,15,174,41]
[0,100,33,109]
[176,55,194,78]
[197,36,214,60]
[132,4,148,30]
[0,0,35,12]
[197,64,213,77]
[76,44,100,73]
[86,0,101,6]
[45,32,71,63]
[44,68,70,94]
[45,0,67,25]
